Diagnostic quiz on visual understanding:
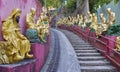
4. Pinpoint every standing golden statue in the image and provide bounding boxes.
[1,8,33,64]
[96,13,107,38]
[82,16,87,28]
[115,36,120,52]
[96,25,103,38]
[107,8,115,25]
[87,11,92,23]
[78,15,83,26]
[90,13,98,31]
[100,13,109,32]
